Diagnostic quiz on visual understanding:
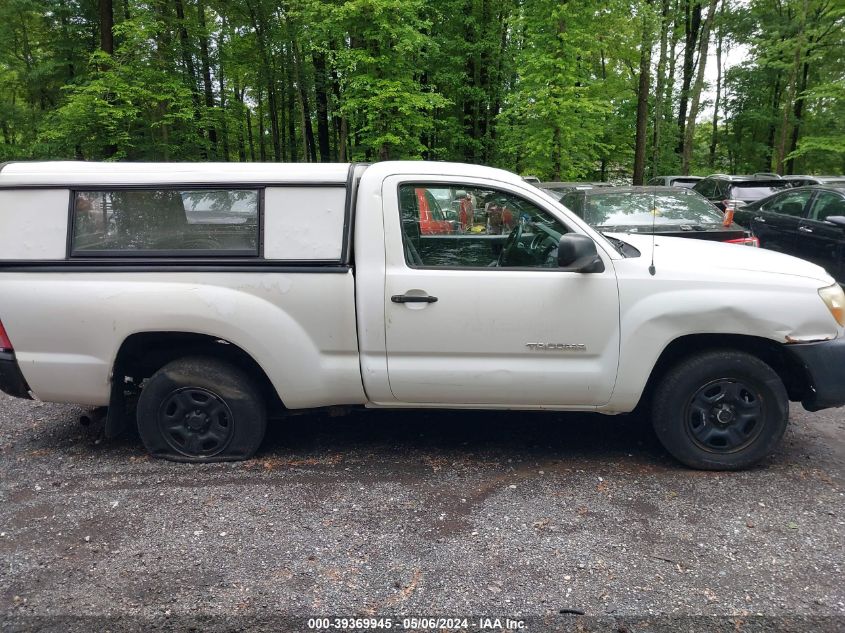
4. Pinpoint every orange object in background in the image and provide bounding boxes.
[415,188,454,235]
[723,206,735,227]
